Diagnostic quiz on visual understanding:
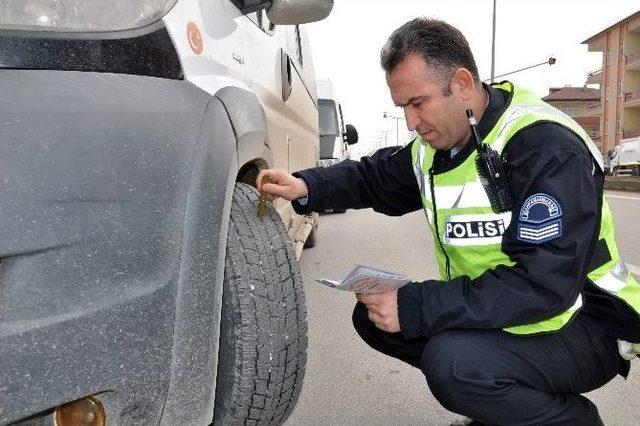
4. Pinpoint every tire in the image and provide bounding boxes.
[213,183,308,425]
